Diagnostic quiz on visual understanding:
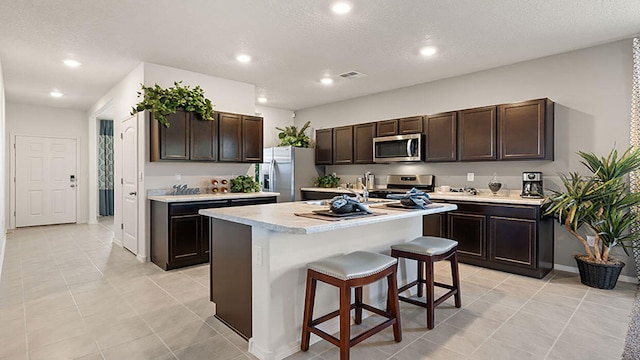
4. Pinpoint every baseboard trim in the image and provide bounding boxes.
[136,254,147,263]
[554,264,639,284]
[0,233,6,281]
[112,238,123,247]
